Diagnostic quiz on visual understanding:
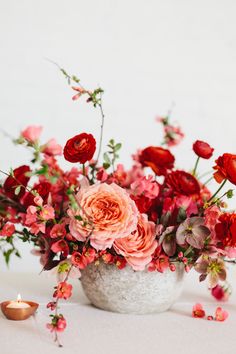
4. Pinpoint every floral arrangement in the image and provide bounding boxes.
[0,67,236,346]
